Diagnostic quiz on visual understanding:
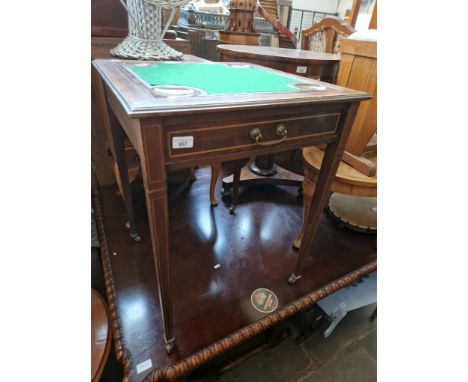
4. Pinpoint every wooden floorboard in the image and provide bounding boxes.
[95,166,376,382]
